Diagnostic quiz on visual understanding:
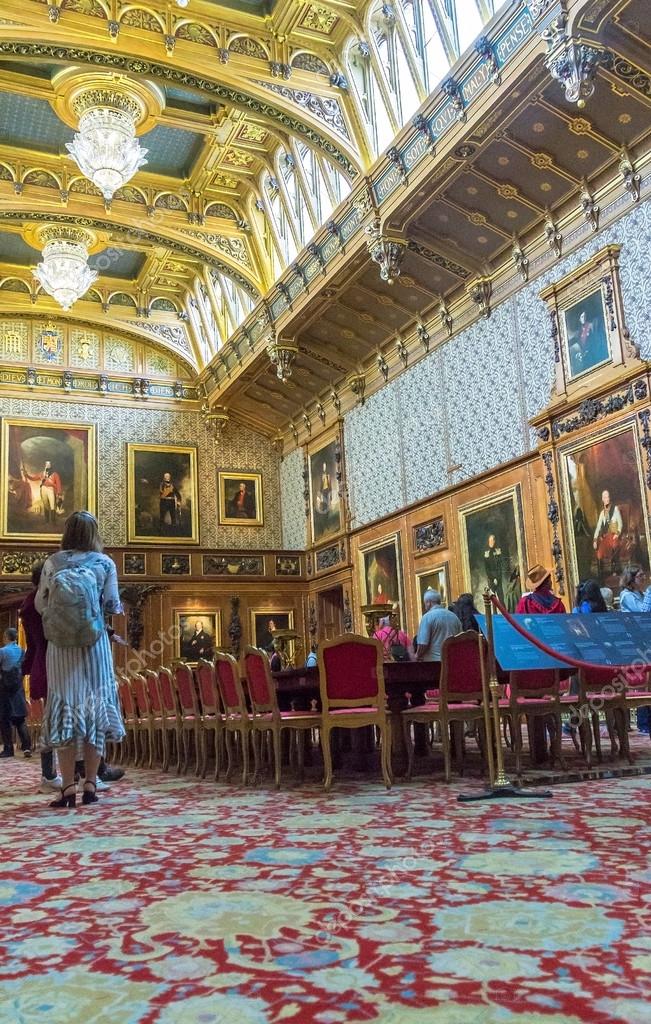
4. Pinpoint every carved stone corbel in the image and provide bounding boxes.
[347,372,366,407]
[377,351,389,383]
[365,218,406,285]
[439,301,453,337]
[417,321,430,353]
[330,388,341,415]
[580,179,599,231]
[442,78,466,122]
[512,236,529,282]
[544,210,563,258]
[396,334,408,367]
[412,113,436,155]
[619,147,641,203]
[467,278,492,319]
[475,36,501,85]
